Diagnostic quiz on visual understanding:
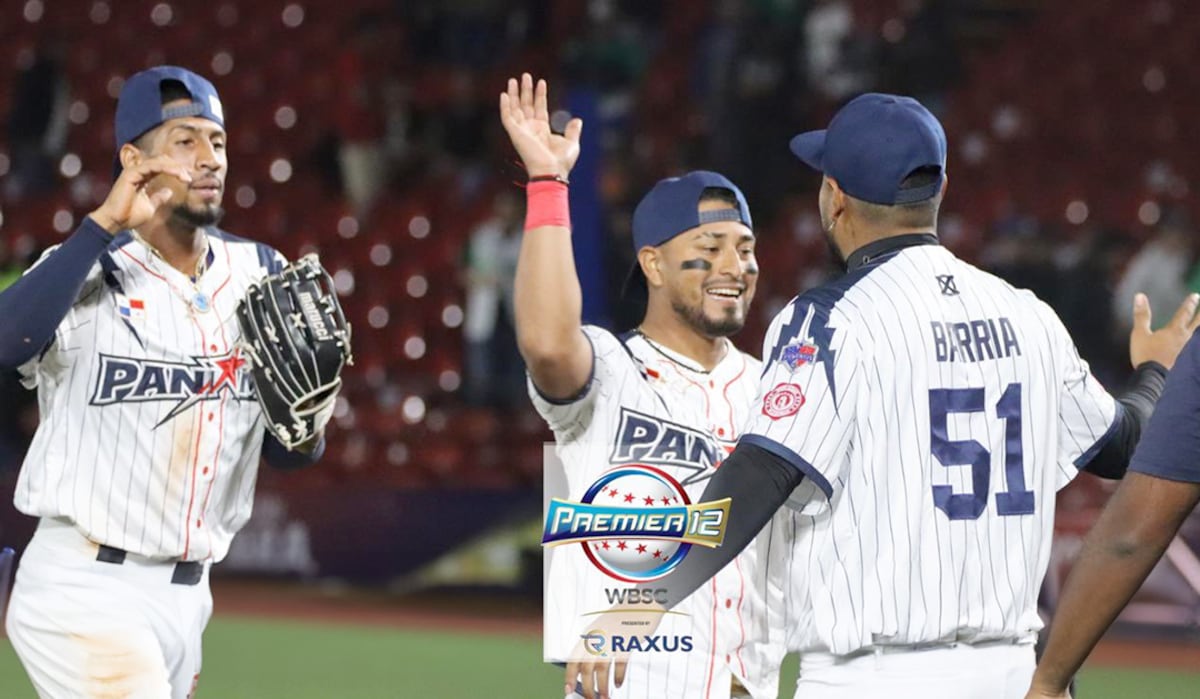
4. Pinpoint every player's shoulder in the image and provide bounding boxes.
[207,227,285,274]
[775,261,883,330]
[583,324,637,364]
